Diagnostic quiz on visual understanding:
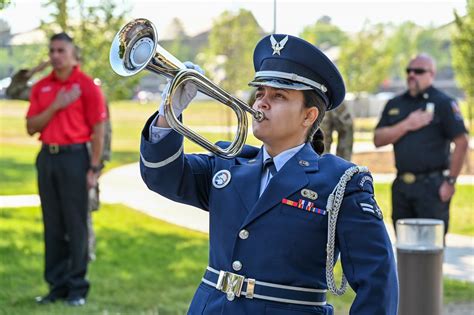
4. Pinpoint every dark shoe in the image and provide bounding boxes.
[35,294,60,305]
[66,297,86,306]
